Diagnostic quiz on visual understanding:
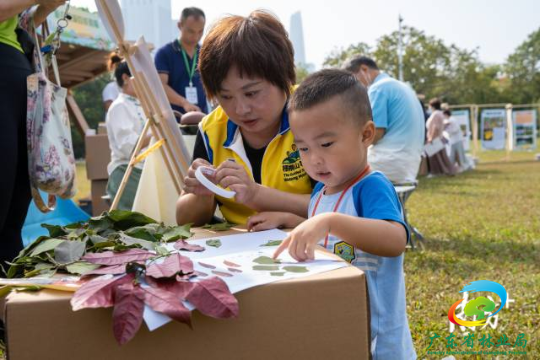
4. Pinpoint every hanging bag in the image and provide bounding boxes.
[26,11,76,213]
